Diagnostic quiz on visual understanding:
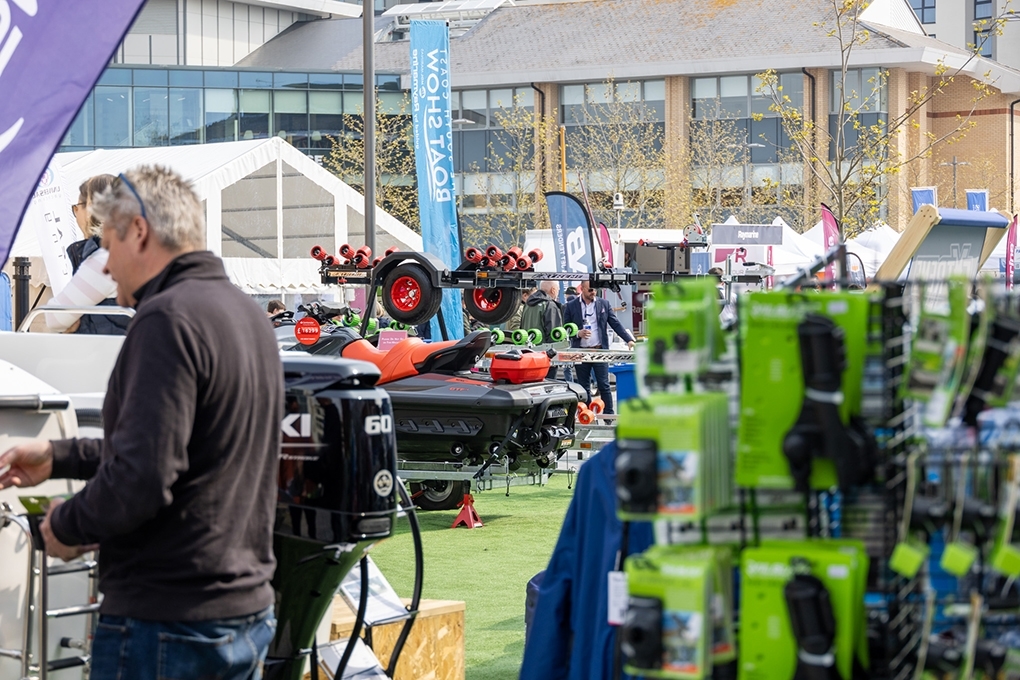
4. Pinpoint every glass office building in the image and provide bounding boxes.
[60,66,404,160]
